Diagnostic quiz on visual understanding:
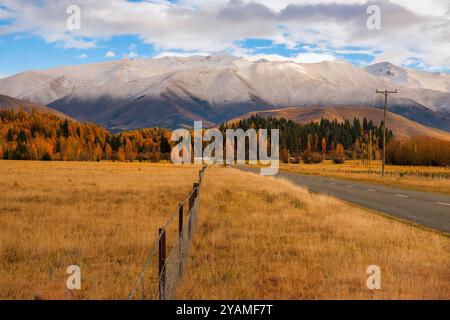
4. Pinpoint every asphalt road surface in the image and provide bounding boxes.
[235,166,450,234]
